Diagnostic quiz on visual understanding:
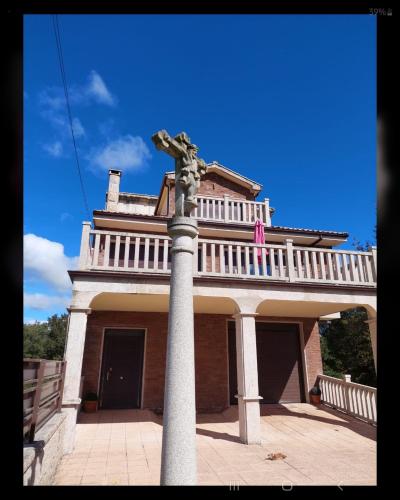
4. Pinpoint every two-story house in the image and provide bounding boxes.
[61,162,376,451]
